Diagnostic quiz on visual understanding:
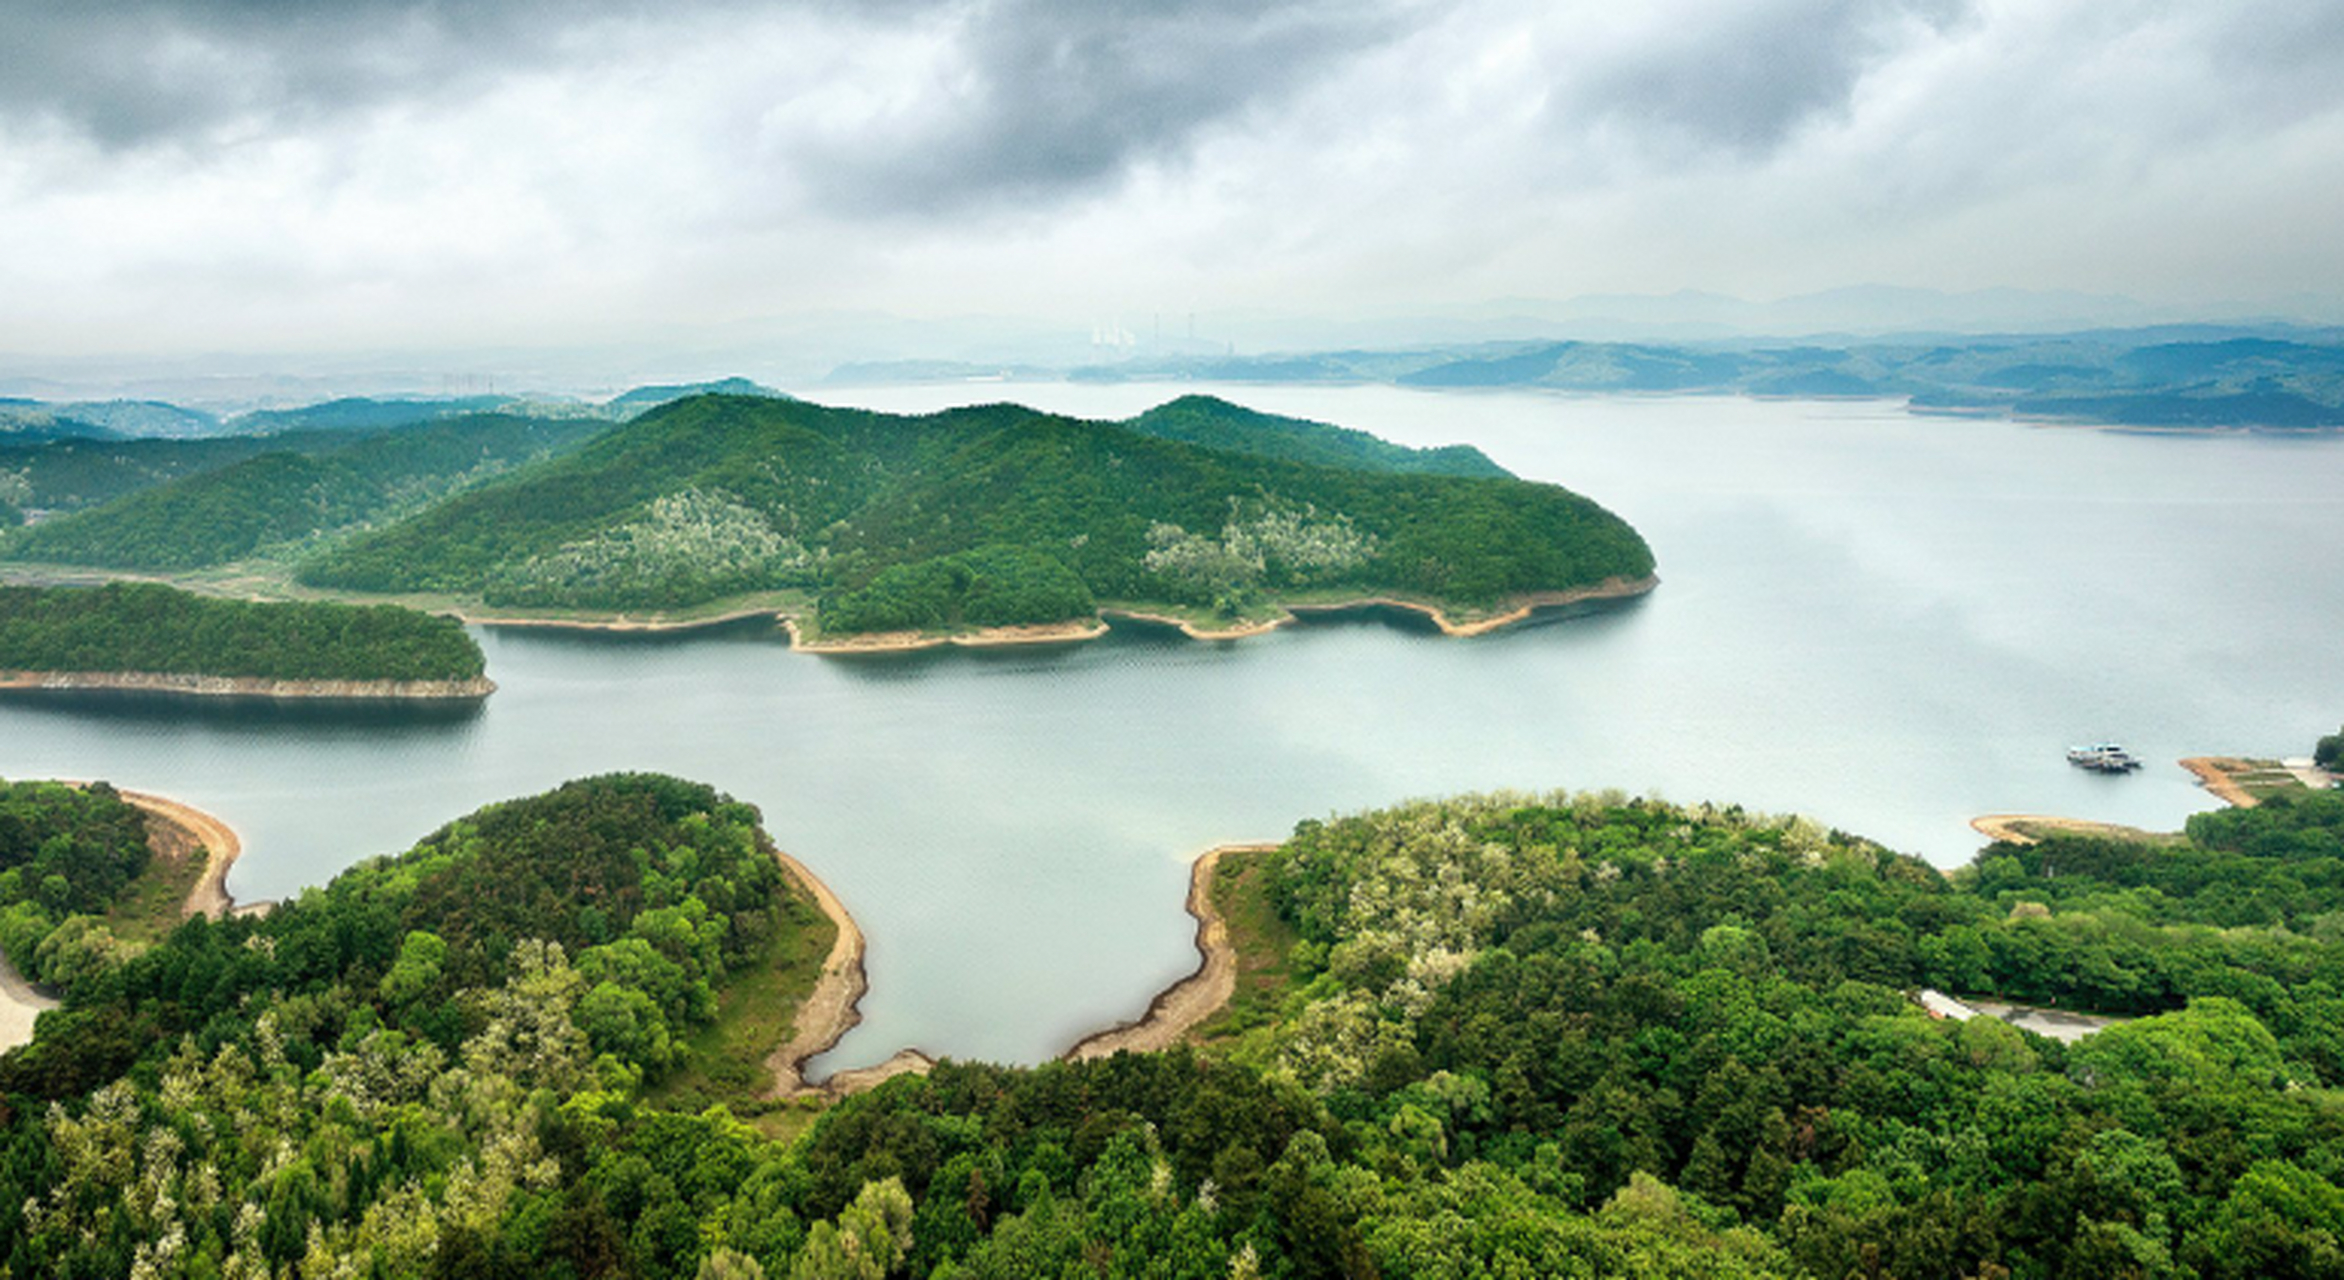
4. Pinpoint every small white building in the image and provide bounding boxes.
[1916,988,1982,1021]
